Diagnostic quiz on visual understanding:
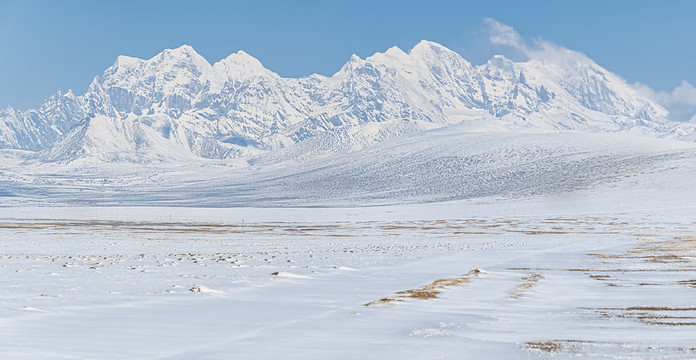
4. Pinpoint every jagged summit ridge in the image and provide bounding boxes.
[0,41,679,162]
